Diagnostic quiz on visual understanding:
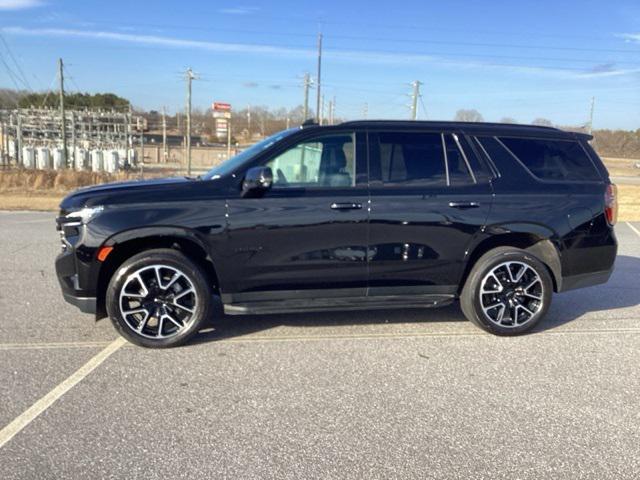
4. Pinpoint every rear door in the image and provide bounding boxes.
[367,128,493,295]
